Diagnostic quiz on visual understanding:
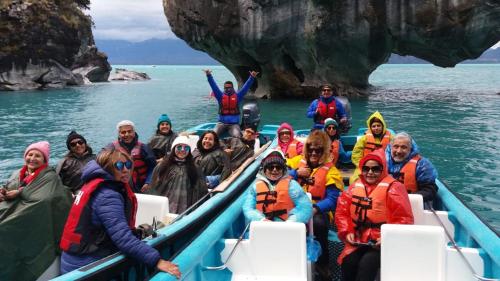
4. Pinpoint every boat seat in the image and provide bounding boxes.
[381,224,446,281]
[221,221,307,281]
[408,194,455,243]
[36,256,60,281]
[135,194,169,227]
